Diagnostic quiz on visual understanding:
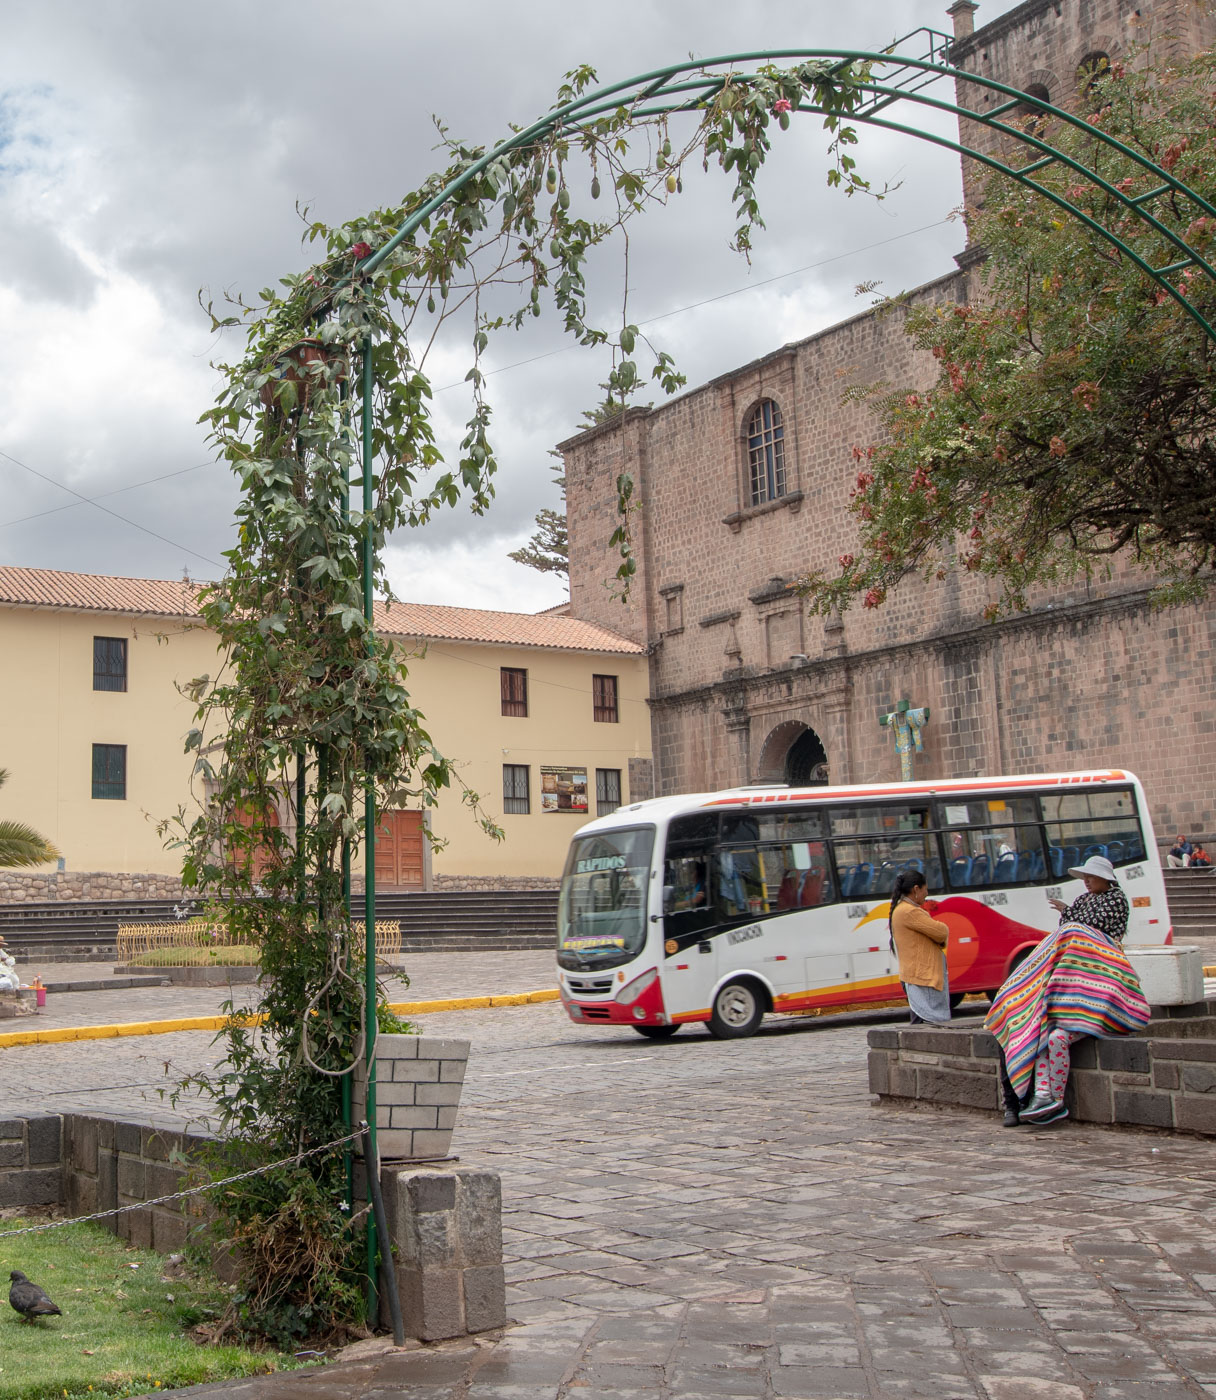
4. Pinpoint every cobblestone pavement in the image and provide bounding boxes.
[6,954,1216,1397]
